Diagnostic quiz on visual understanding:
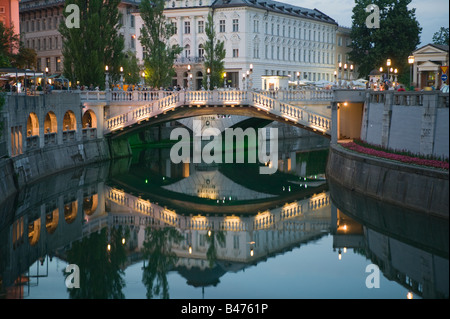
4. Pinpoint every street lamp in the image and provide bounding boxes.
[242,73,246,90]
[408,55,415,89]
[45,67,49,92]
[394,68,398,84]
[207,67,211,91]
[119,66,124,89]
[297,71,301,89]
[105,65,110,91]
[223,72,227,88]
[386,59,392,82]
